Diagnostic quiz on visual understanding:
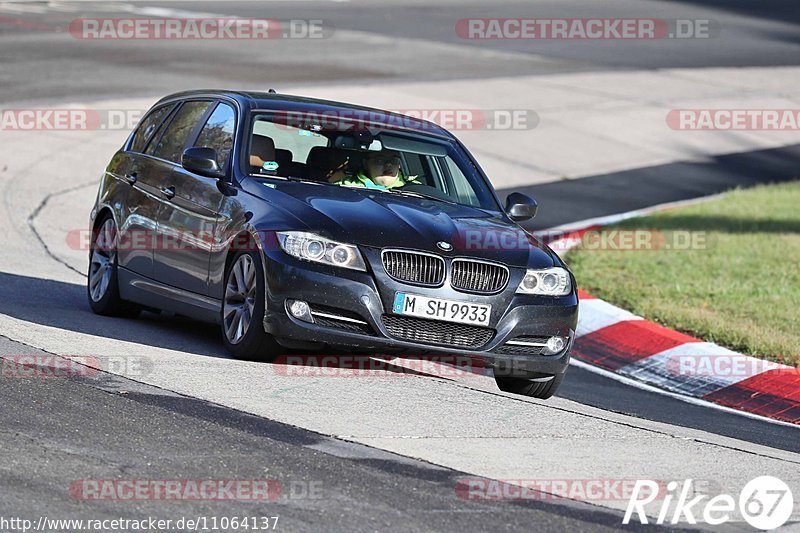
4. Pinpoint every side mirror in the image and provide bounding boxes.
[182,147,225,179]
[505,192,538,221]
